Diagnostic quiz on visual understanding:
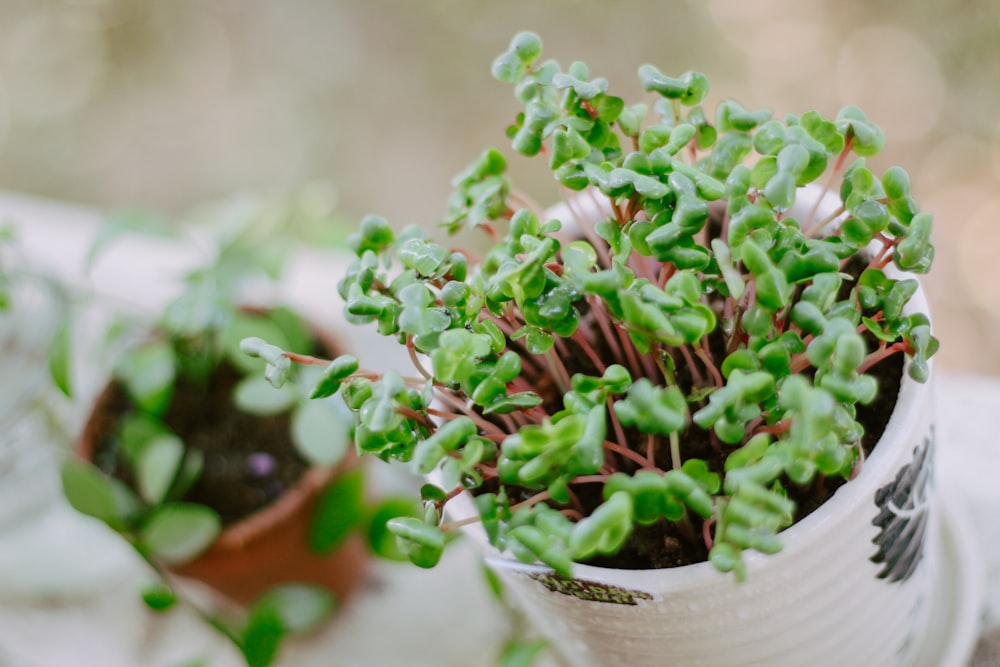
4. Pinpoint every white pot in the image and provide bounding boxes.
[441,186,944,667]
